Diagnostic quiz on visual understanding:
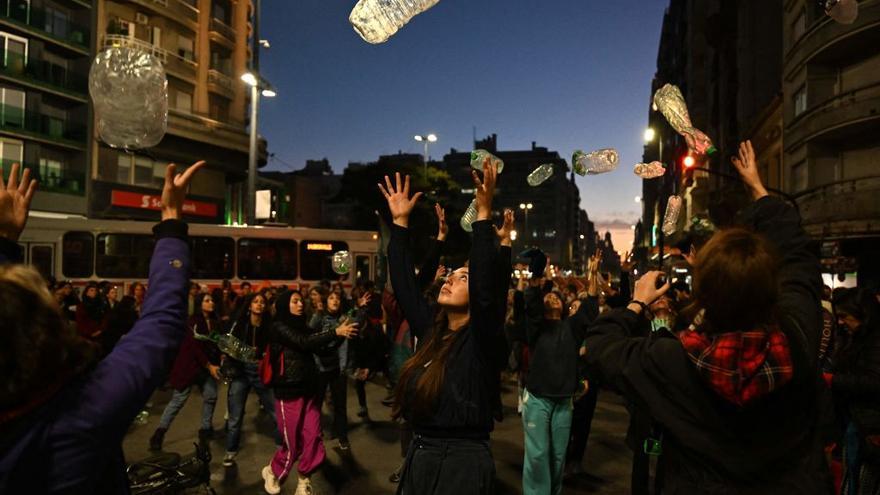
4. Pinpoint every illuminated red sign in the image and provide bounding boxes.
[110,190,218,218]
